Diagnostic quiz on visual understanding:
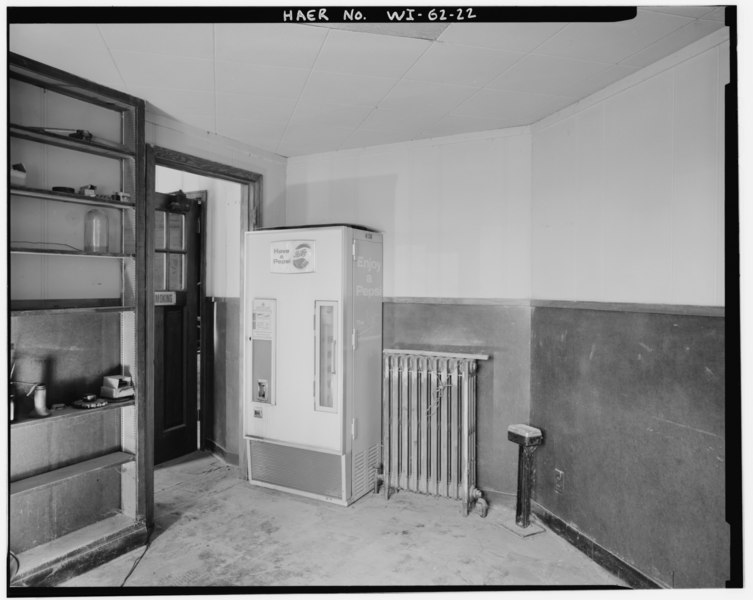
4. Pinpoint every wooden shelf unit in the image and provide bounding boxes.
[8,52,149,586]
